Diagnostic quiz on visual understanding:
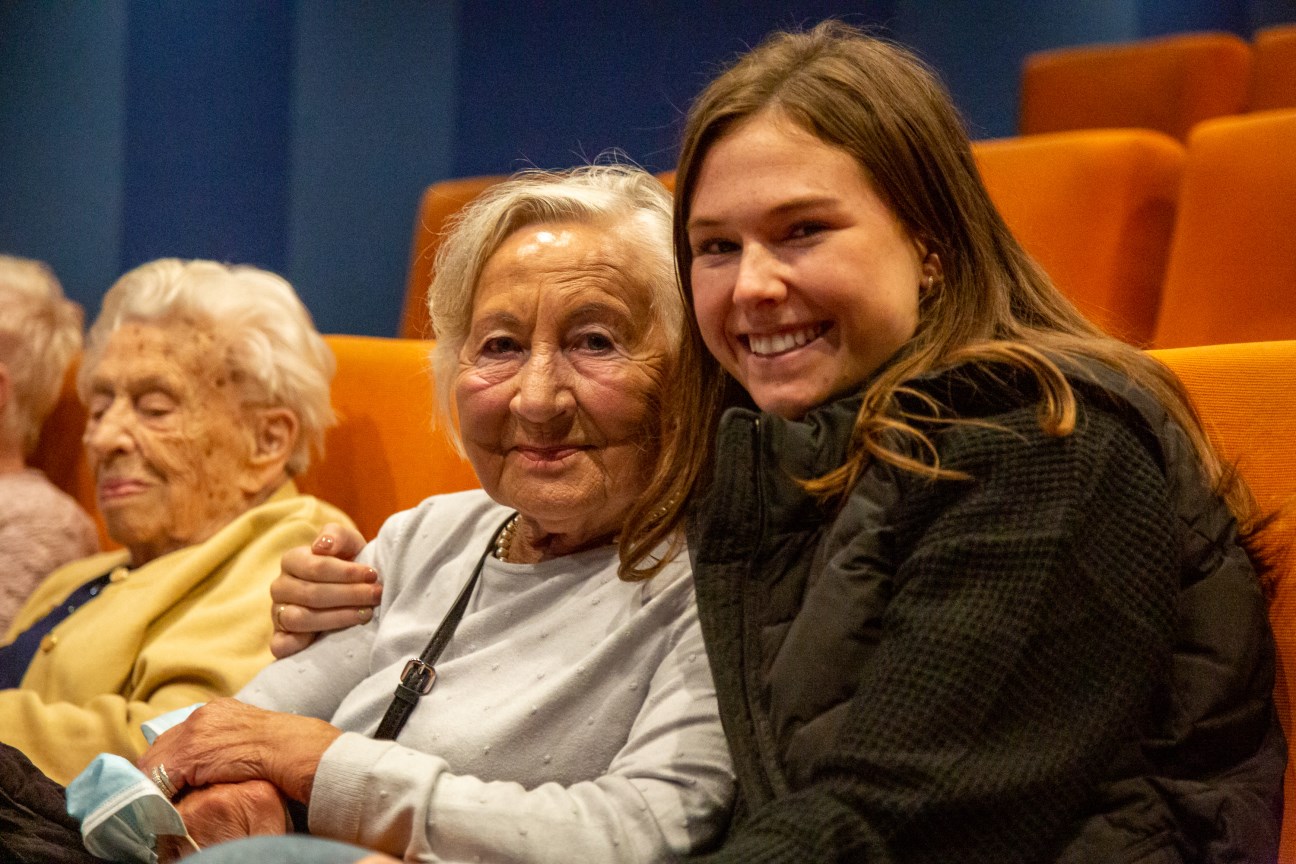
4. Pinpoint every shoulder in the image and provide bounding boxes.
[0,471,96,533]
[364,489,510,590]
